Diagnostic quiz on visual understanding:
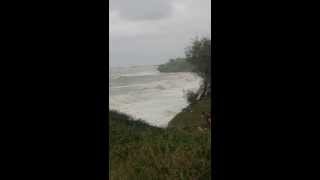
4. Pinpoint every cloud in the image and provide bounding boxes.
[109,0,211,67]
[110,0,174,21]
